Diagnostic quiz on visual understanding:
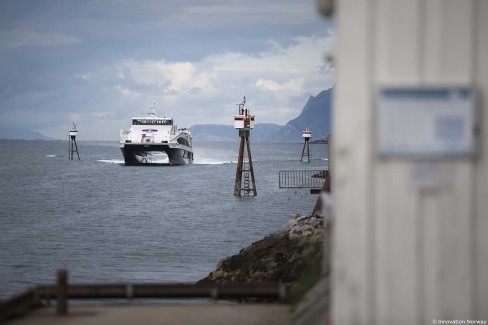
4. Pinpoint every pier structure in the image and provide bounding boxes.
[300,128,312,162]
[233,97,257,197]
[68,122,80,160]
